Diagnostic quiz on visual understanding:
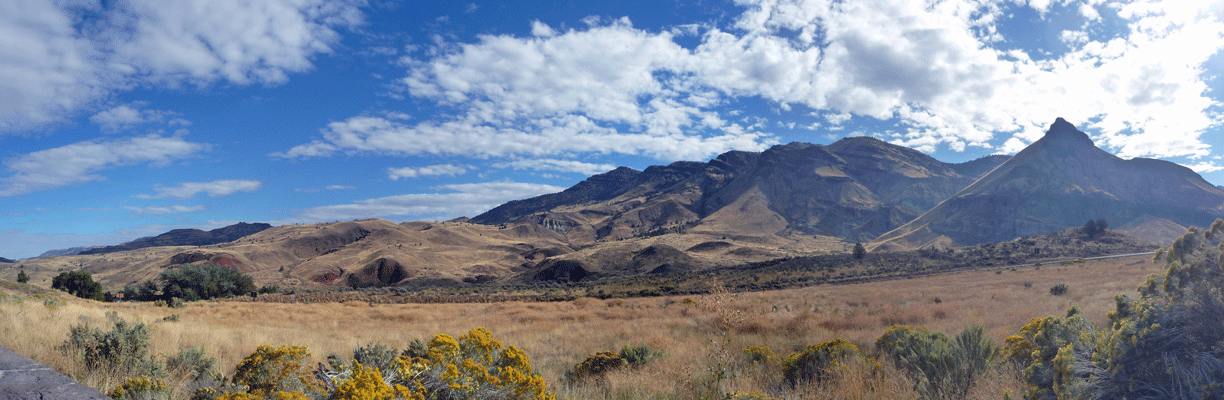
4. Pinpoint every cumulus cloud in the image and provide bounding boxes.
[0,0,364,132]
[277,181,564,224]
[387,164,468,180]
[277,0,1222,165]
[494,159,617,175]
[137,179,262,199]
[0,135,208,197]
